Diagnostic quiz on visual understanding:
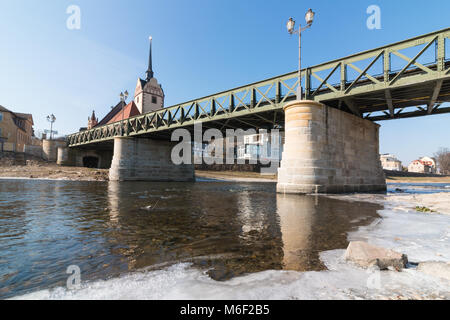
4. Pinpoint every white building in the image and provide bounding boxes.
[408,156,437,174]
[236,131,284,163]
[380,154,402,171]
